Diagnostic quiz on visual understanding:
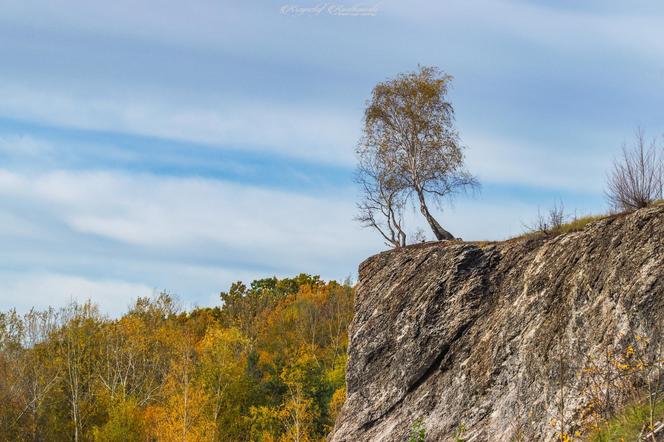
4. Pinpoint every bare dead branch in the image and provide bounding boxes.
[523,200,566,235]
[606,128,664,212]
